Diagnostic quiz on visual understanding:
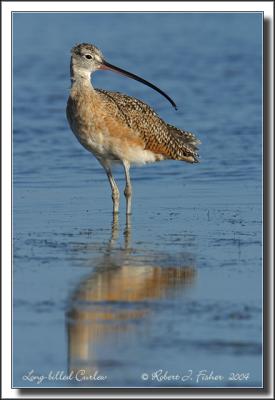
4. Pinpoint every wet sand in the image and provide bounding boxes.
[13,176,262,387]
